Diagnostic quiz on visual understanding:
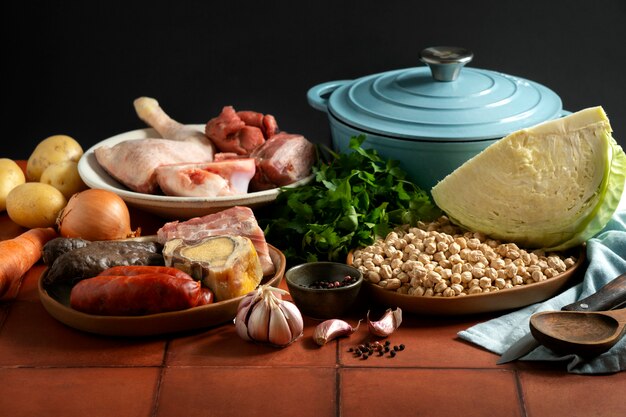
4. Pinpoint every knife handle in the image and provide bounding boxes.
[562,273,626,311]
